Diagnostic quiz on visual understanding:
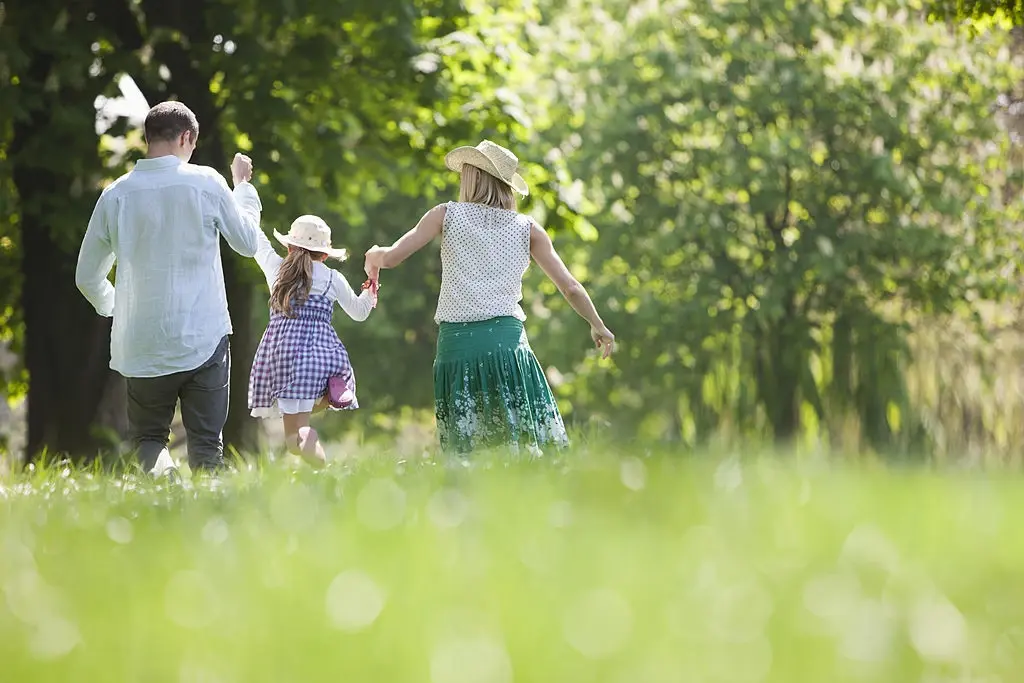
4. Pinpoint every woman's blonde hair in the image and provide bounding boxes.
[270,248,318,317]
[458,164,516,210]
